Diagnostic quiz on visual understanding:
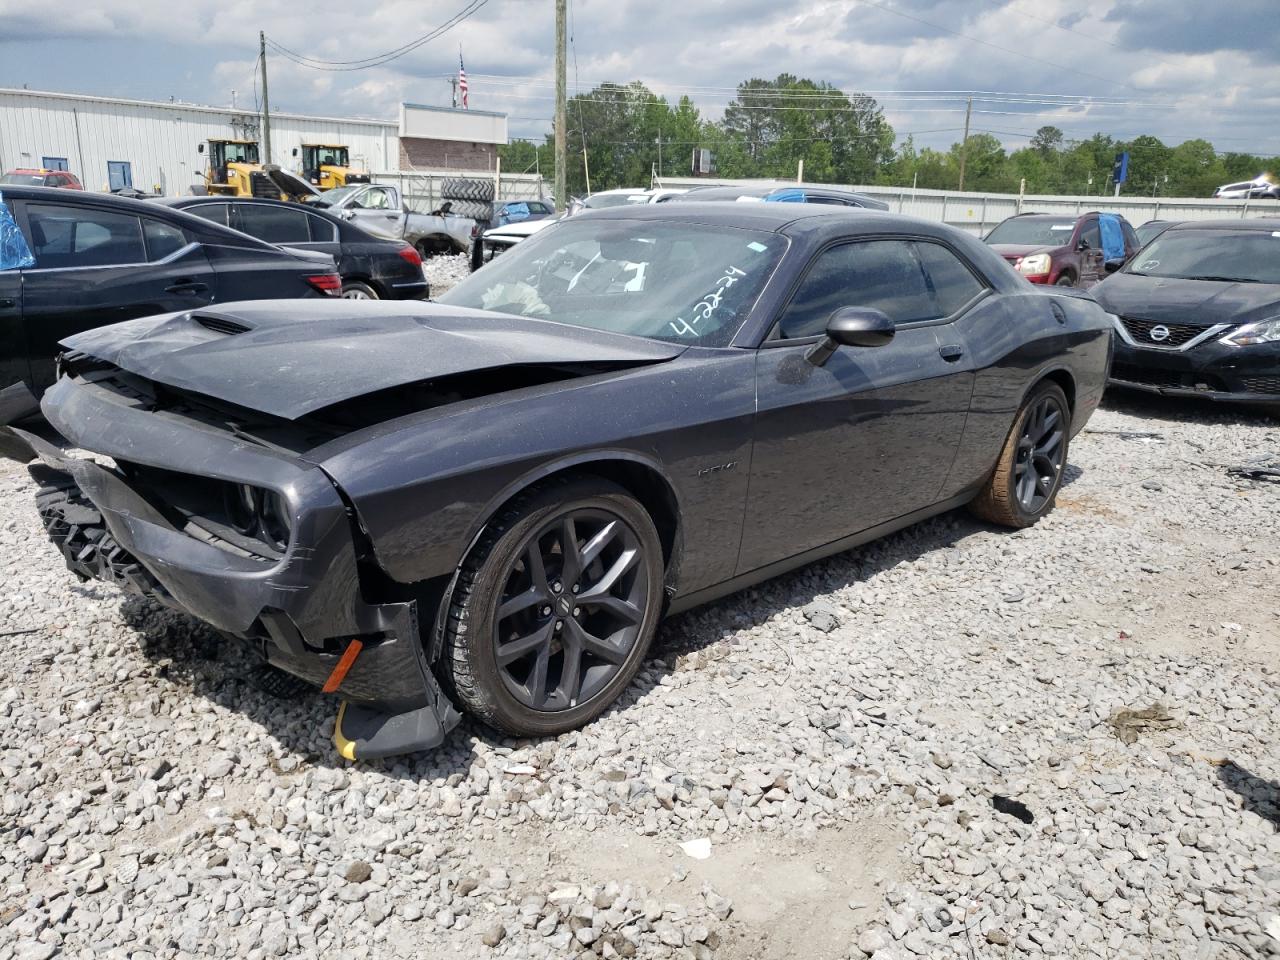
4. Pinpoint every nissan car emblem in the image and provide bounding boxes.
[1149,325,1171,342]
